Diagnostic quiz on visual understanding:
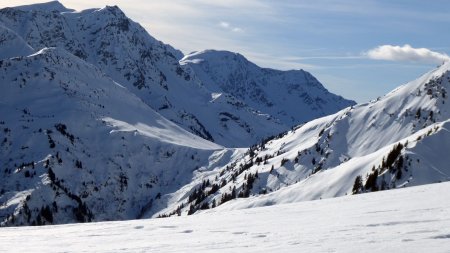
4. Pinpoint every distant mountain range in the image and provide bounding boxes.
[0,1,354,148]
[1,1,448,227]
